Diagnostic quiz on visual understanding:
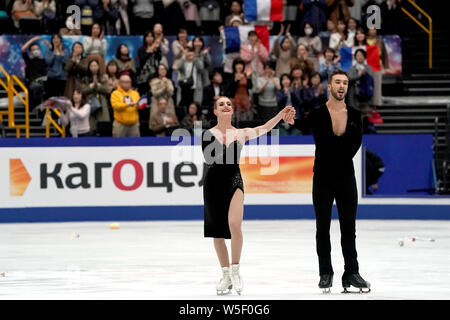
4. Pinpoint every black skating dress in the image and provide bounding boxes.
[201,129,244,239]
